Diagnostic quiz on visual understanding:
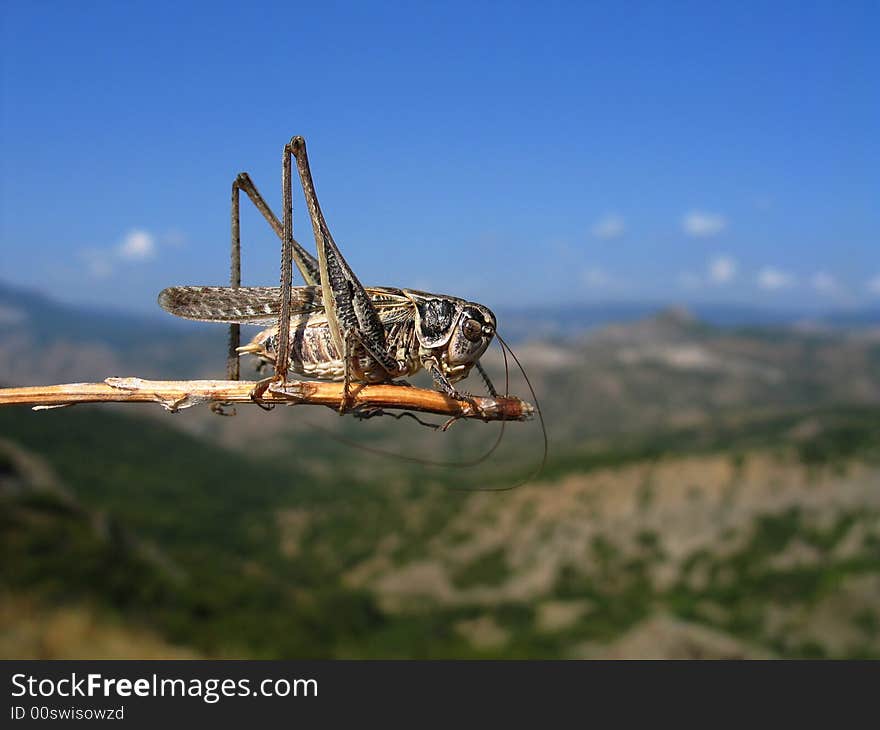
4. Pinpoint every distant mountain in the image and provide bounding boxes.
[497,300,880,341]
[0,281,226,383]
[0,280,195,350]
